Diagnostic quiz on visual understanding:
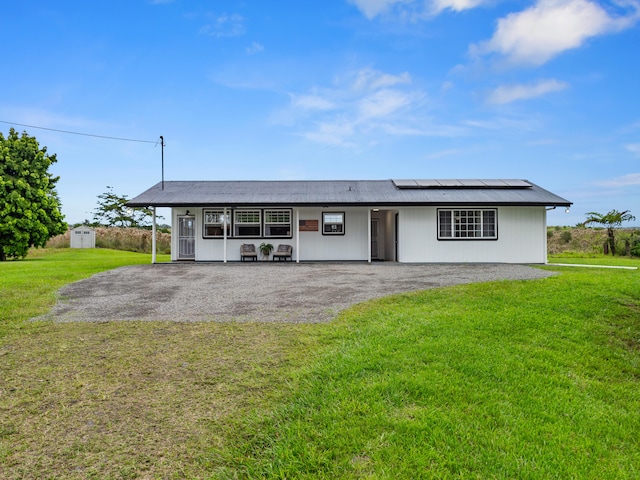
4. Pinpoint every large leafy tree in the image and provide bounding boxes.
[583,209,636,256]
[0,129,67,261]
[92,186,156,227]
